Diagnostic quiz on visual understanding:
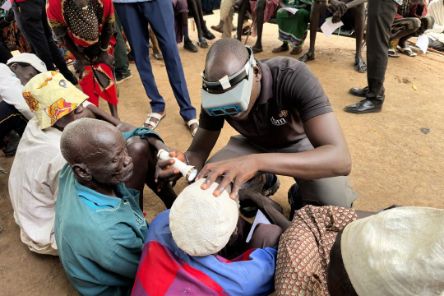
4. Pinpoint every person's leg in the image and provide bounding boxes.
[115,3,166,115]
[249,223,282,248]
[392,18,421,48]
[268,137,356,210]
[299,1,323,62]
[148,26,163,60]
[114,16,131,81]
[125,136,177,209]
[92,61,119,118]
[188,0,208,47]
[143,0,197,121]
[275,8,309,54]
[220,0,236,38]
[180,3,199,52]
[291,176,356,210]
[350,4,367,72]
[12,1,55,70]
[194,0,215,39]
[366,0,397,98]
[213,0,230,34]
[252,0,266,53]
[236,0,250,40]
[344,0,397,114]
